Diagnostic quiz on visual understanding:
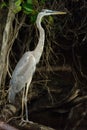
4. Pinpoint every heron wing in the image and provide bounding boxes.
[12,52,34,76]
[10,52,36,93]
